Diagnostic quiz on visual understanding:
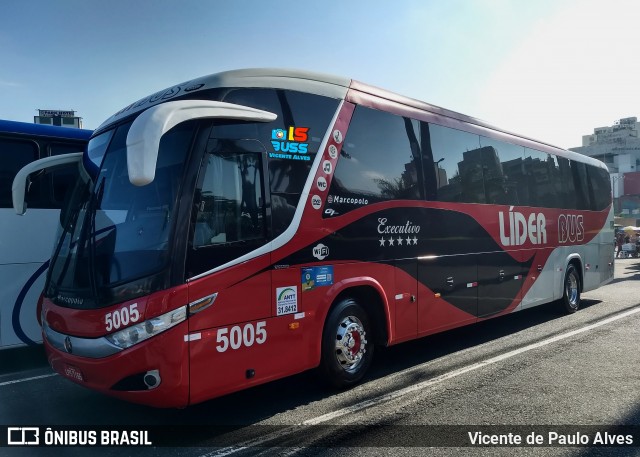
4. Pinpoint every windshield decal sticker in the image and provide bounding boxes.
[270,126,310,161]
